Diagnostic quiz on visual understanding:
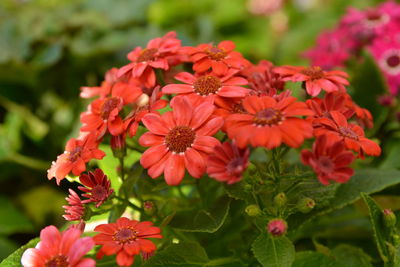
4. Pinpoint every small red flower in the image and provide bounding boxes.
[47,135,105,185]
[274,65,349,96]
[139,96,223,185]
[267,219,287,237]
[63,189,85,221]
[118,32,181,88]
[301,135,355,185]
[78,169,114,207]
[185,40,250,75]
[94,217,162,267]
[21,226,95,267]
[226,95,313,149]
[314,111,381,157]
[207,142,250,184]
[80,67,121,99]
[306,92,353,121]
[162,70,249,103]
